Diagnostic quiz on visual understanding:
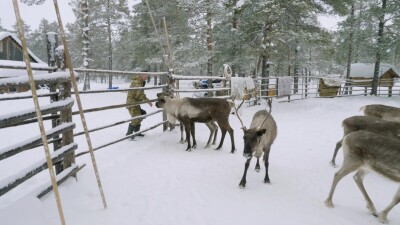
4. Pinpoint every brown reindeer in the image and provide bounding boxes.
[361,104,400,122]
[166,112,218,148]
[157,92,219,149]
[235,99,277,188]
[325,130,400,224]
[156,96,235,152]
[330,115,400,167]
